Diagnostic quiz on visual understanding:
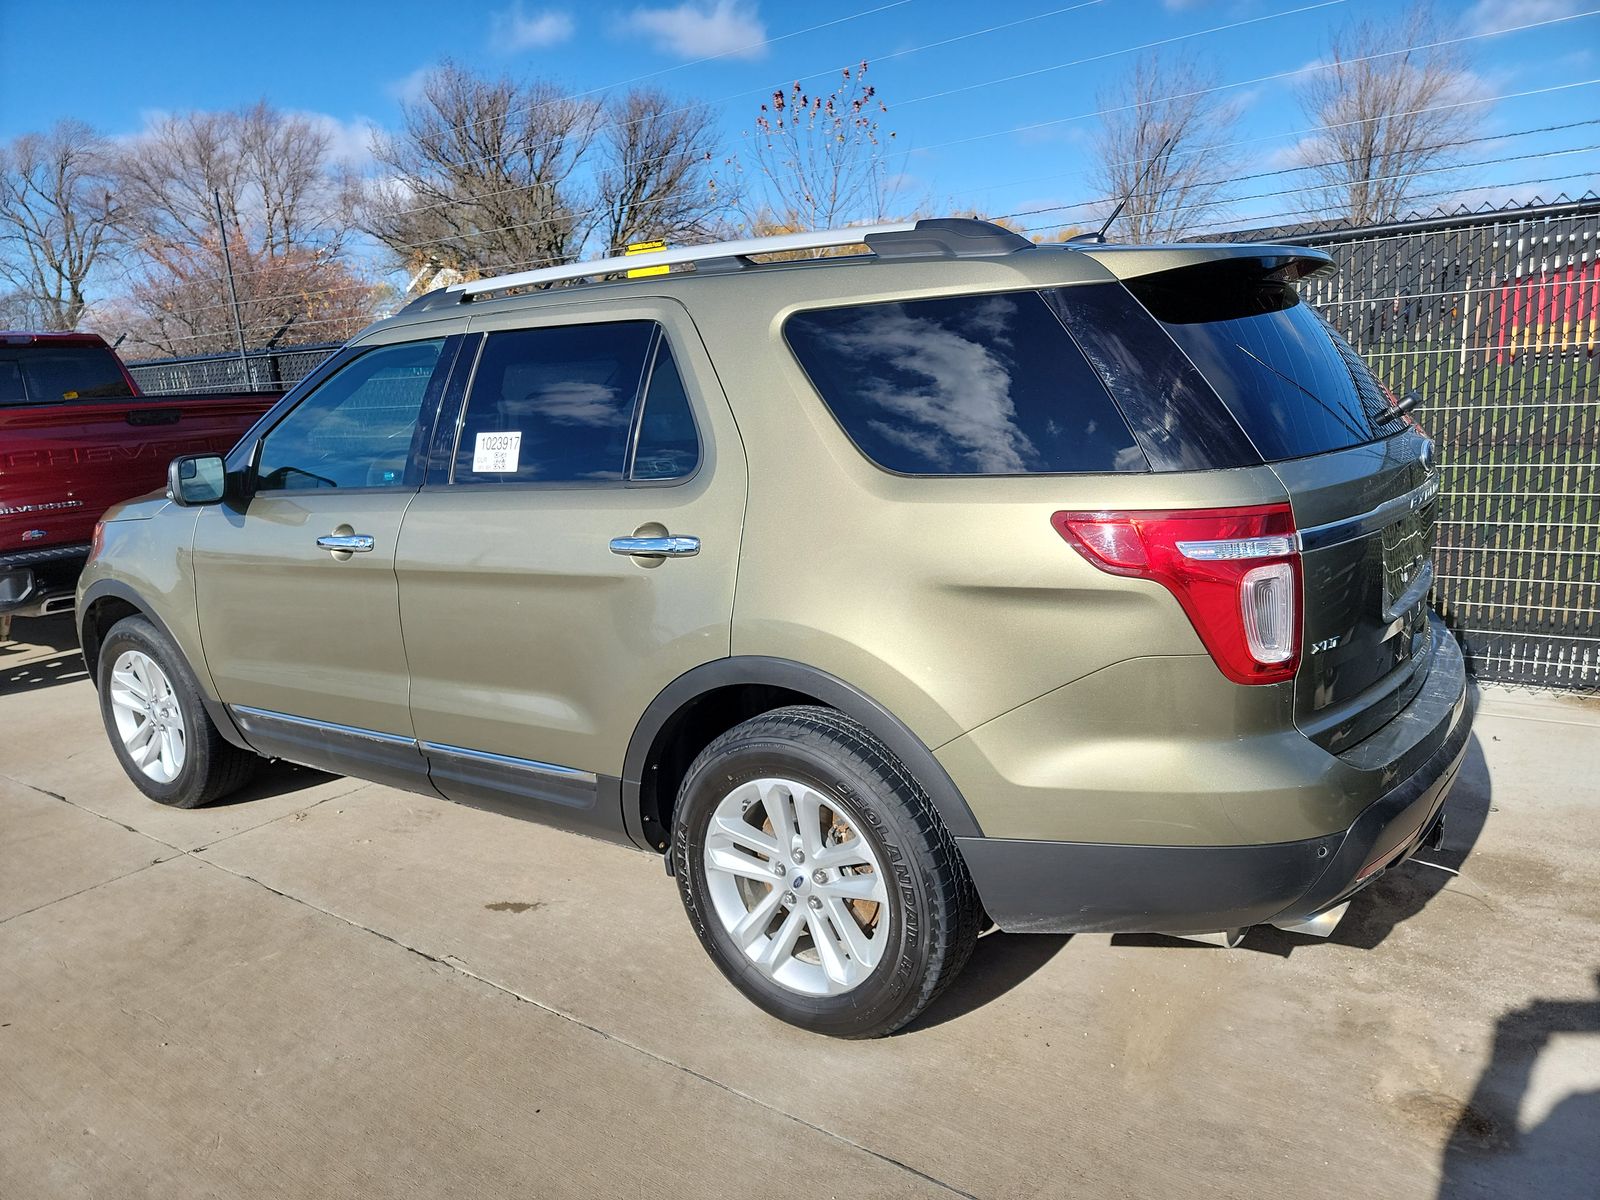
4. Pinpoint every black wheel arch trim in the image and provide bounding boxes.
[77,578,251,752]
[620,655,984,850]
